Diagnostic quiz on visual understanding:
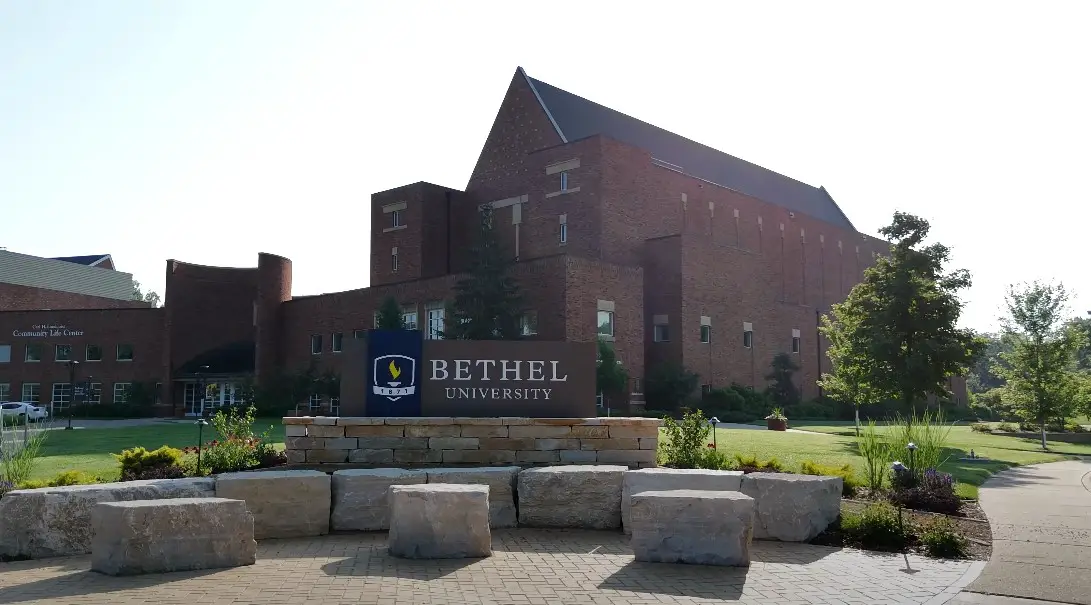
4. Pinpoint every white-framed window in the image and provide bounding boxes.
[391,247,399,272]
[85,344,102,361]
[113,383,131,404]
[51,383,72,410]
[391,209,403,228]
[521,311,539,336]
[329,396,340,417]
[88,382,102,405]
[25,344,42,362]
[0,383,10,403]
[425,302,445,340]
[559,214,568,244]
[331,332,343,353]
[597,310,615,338]
[403,307,419,330]
[21,383,40,404]
[791,329,801,354]
[632,377,642,393]
[116,344,134,361]
[353,329,366,339]
[0,344,11,363]
[596,392,604,408]
[560,171,569,191]
[55,344,72,362]
[700,325,712,344]
[654,324,669,342]
[743,327,753,349]
[310,334,323,355]
[308,393,322,413]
